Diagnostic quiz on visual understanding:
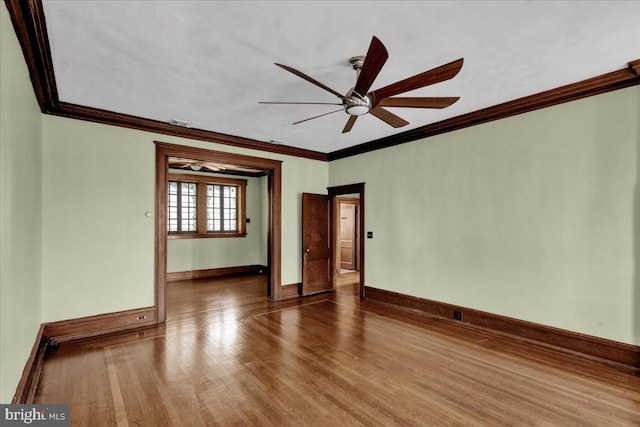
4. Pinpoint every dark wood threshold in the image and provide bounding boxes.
[44,307,157,344]
[166,265,267,282]
[365,286,640,373]
[275,282,340,300]
[12,324,48,404]
[279,283,301,299]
